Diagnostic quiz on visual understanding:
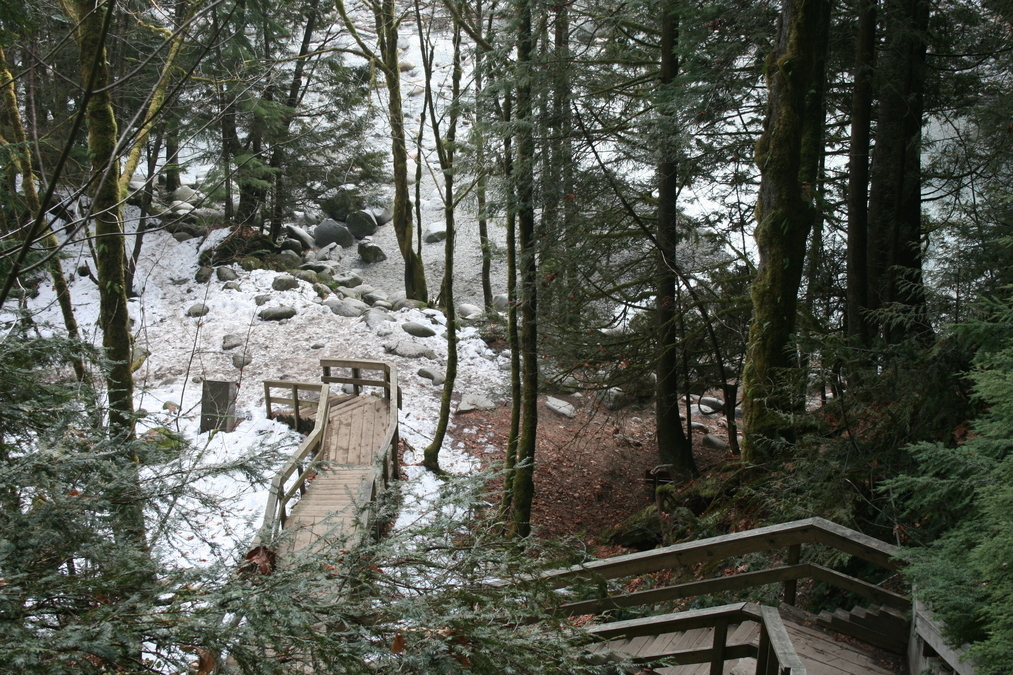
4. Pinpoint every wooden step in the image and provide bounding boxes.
[817,607,907,655]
